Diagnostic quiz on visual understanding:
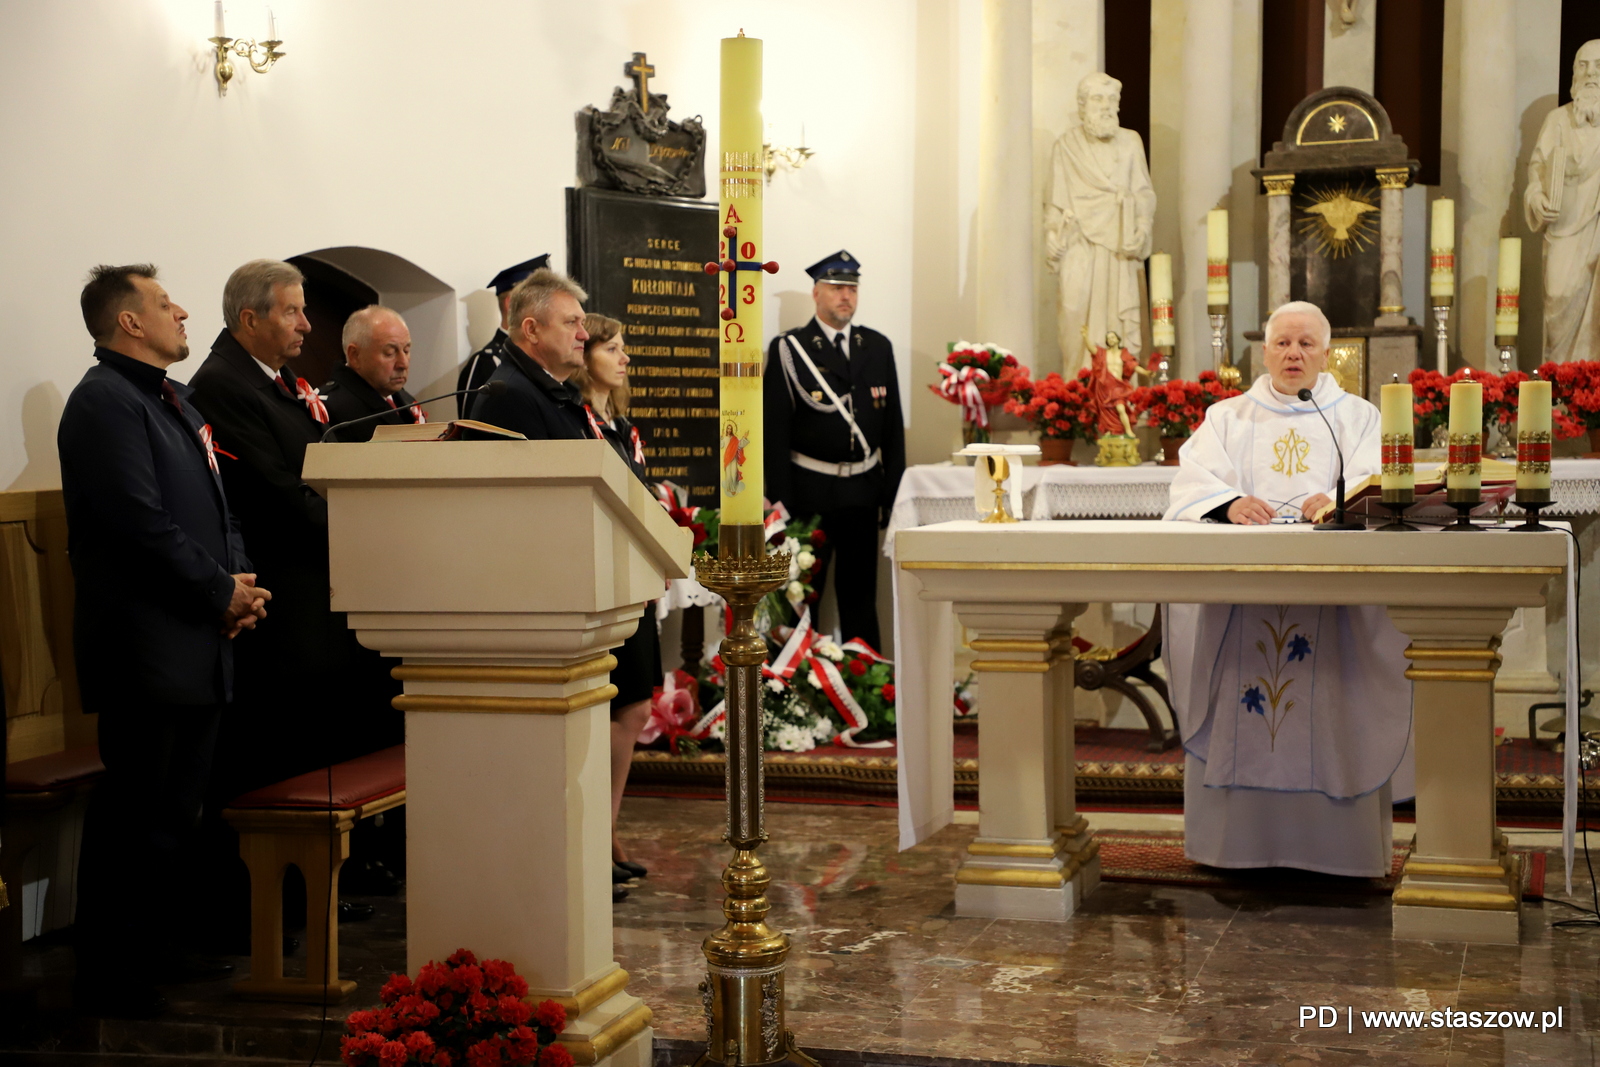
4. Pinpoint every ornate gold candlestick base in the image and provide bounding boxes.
[1095,434,1140,467]
[691,524,818,1067]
